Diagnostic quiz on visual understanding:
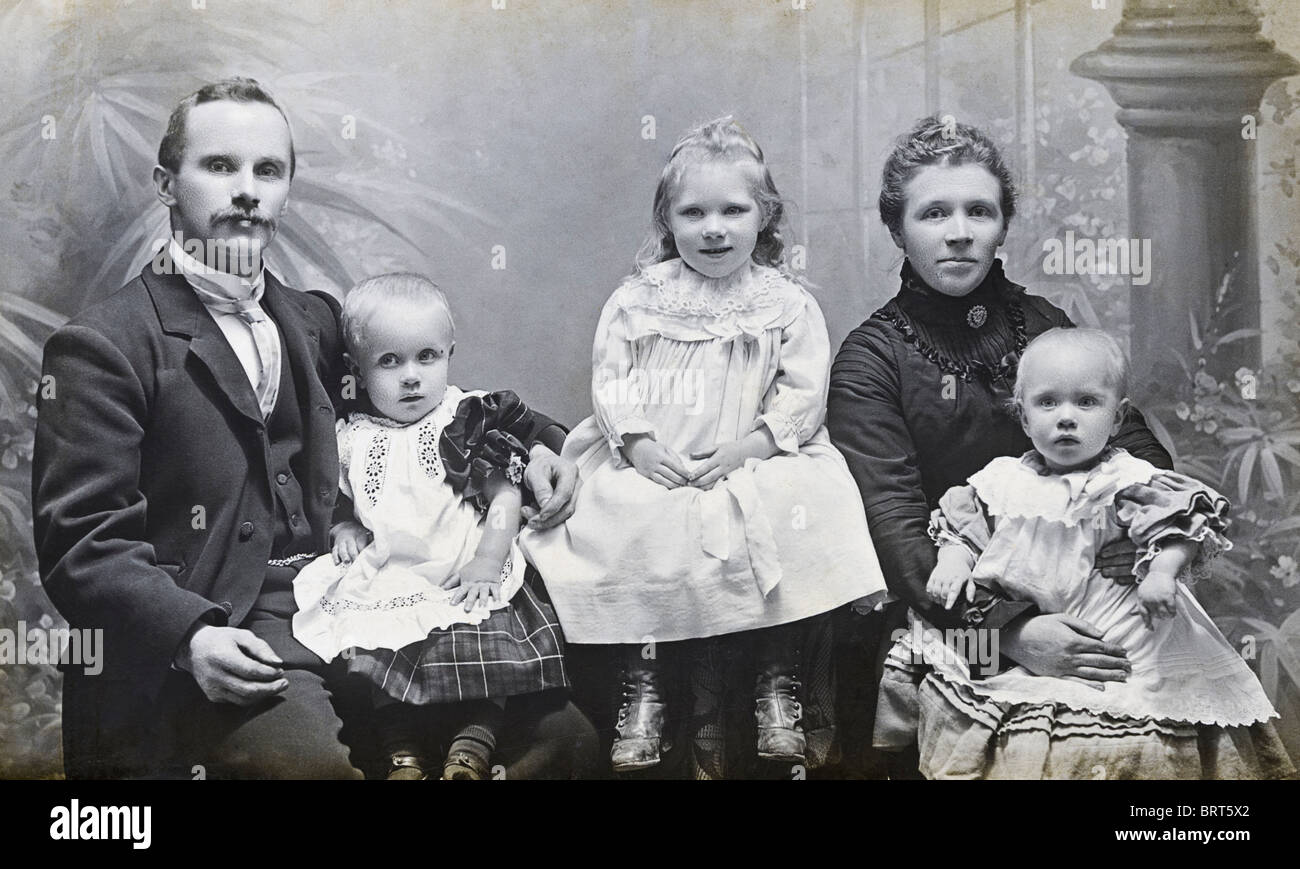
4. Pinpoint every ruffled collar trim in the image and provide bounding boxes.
[968,447,1159,527]
[618,258,805,341]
